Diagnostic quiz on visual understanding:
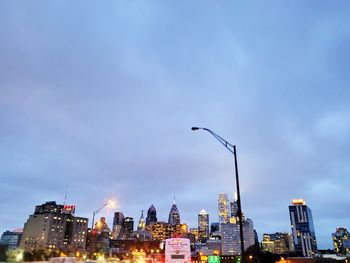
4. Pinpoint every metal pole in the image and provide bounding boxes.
[91,211,96,230]
[234,145,245,262]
